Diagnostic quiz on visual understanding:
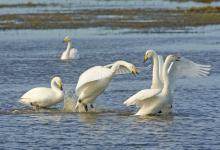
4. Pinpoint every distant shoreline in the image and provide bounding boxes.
[0,6,220,30]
